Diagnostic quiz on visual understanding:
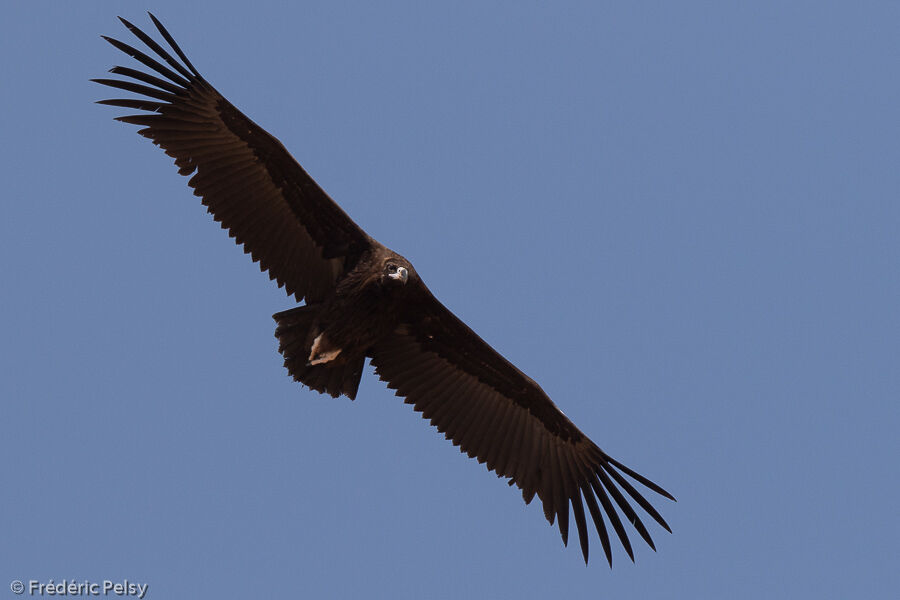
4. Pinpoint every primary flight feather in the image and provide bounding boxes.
[94,13,674,566]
